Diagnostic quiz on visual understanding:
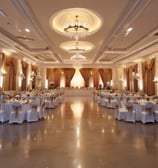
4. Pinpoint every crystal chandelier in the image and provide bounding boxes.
[64,15,89,40]
[64,15,89,33]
